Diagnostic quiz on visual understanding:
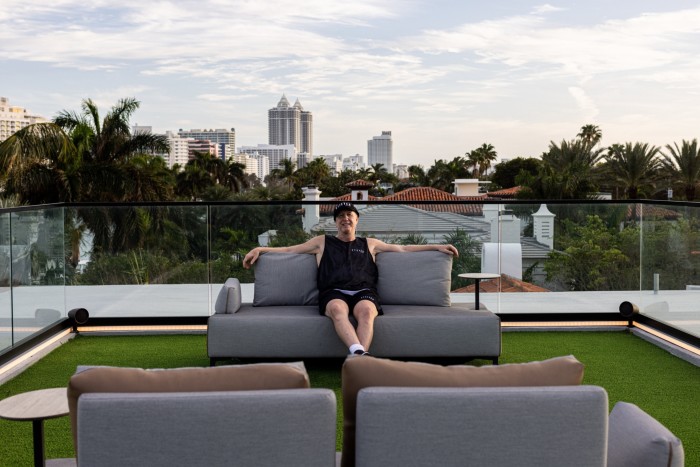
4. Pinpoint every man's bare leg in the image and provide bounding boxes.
[353,300,379,350]
[325,299,362,349]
